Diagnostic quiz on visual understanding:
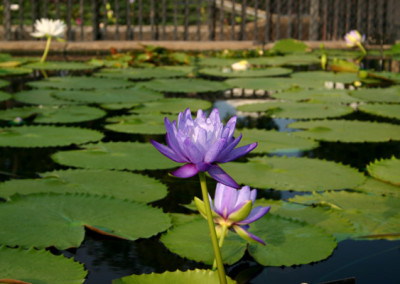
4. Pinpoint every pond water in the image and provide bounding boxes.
[0,54,400,284]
